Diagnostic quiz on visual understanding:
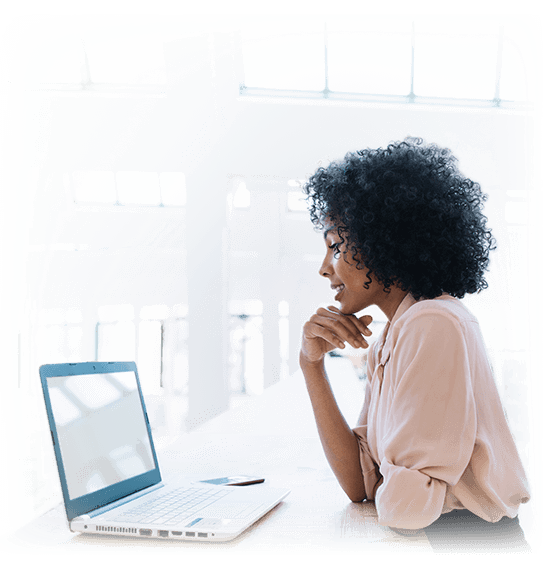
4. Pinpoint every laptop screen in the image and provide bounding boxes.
[45,371,156,500]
